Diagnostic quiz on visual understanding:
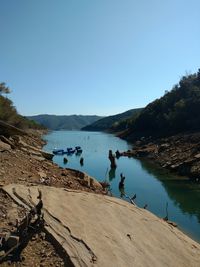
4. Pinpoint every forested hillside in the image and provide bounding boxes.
[0,83,43,130]
[82,108,142,131]
[122,70,200,141]
[27,114,103,130]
